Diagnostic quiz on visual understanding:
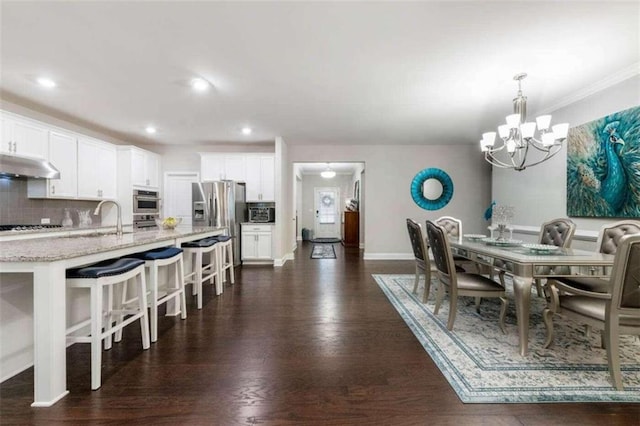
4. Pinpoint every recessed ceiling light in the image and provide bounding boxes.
[36,77,56,88]
[241,127,252,135]
[145,126,157,134]
[191,78,210,92]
